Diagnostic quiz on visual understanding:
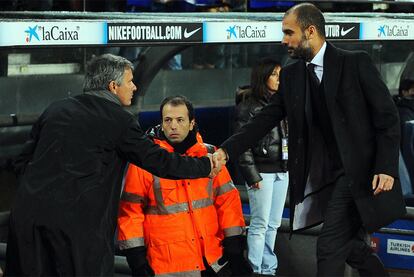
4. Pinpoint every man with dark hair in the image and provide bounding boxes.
[5,55,219,276]
[396,77,414,127]
[214,3,406,276]
[118,95,250,277]
[395,76,414,194]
